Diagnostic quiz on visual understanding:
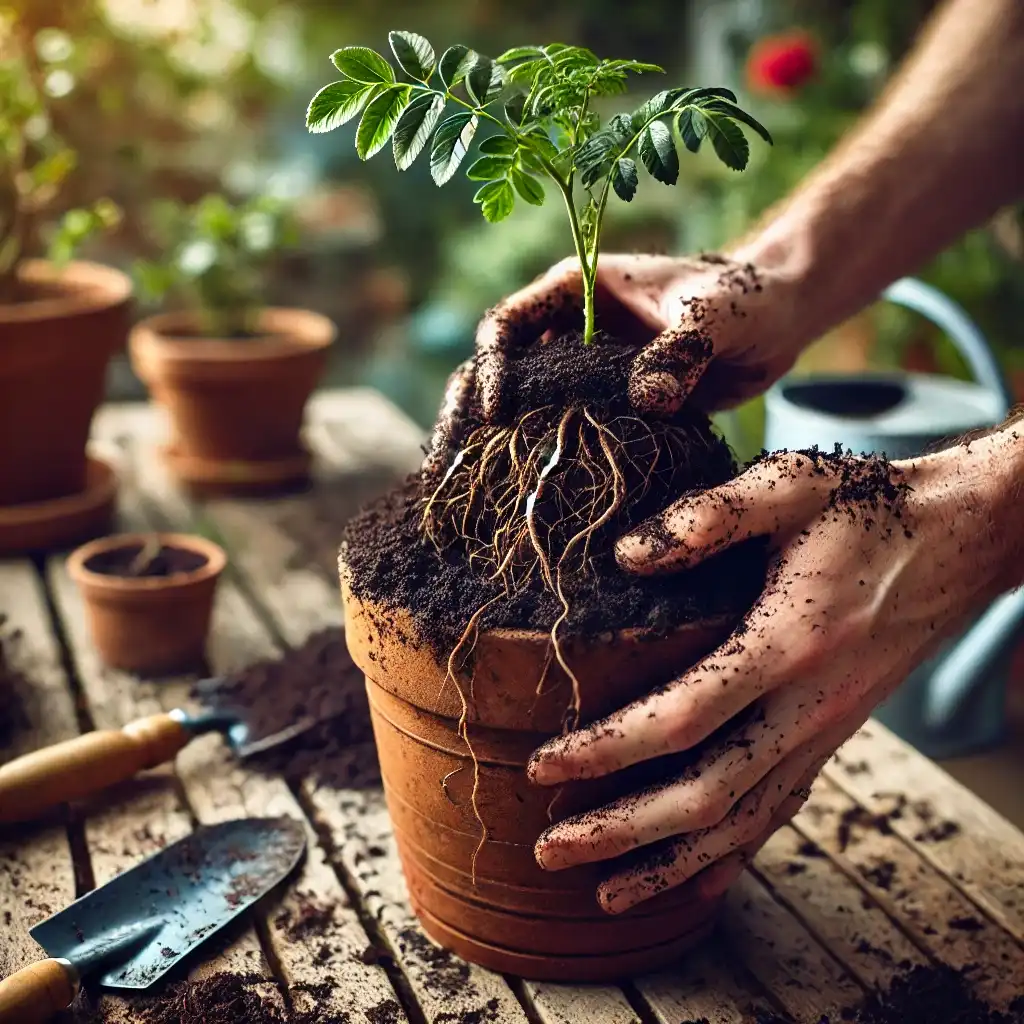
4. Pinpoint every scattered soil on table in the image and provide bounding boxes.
[63,972,352,1024]
[193,628,368,758]
[274,890,338,942]
[83,544,208,578]
[742,962,1024,1023]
